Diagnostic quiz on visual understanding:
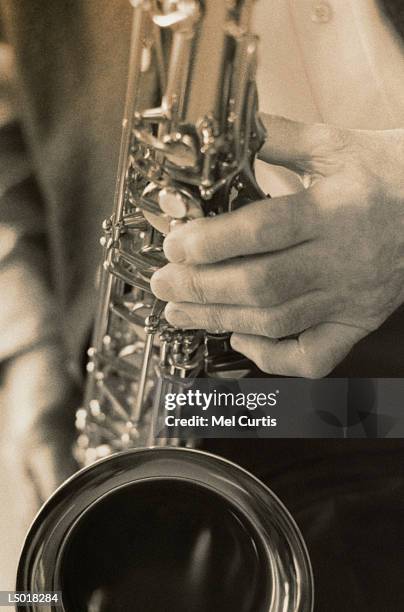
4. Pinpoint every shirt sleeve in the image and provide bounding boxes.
[0,41,61,362]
